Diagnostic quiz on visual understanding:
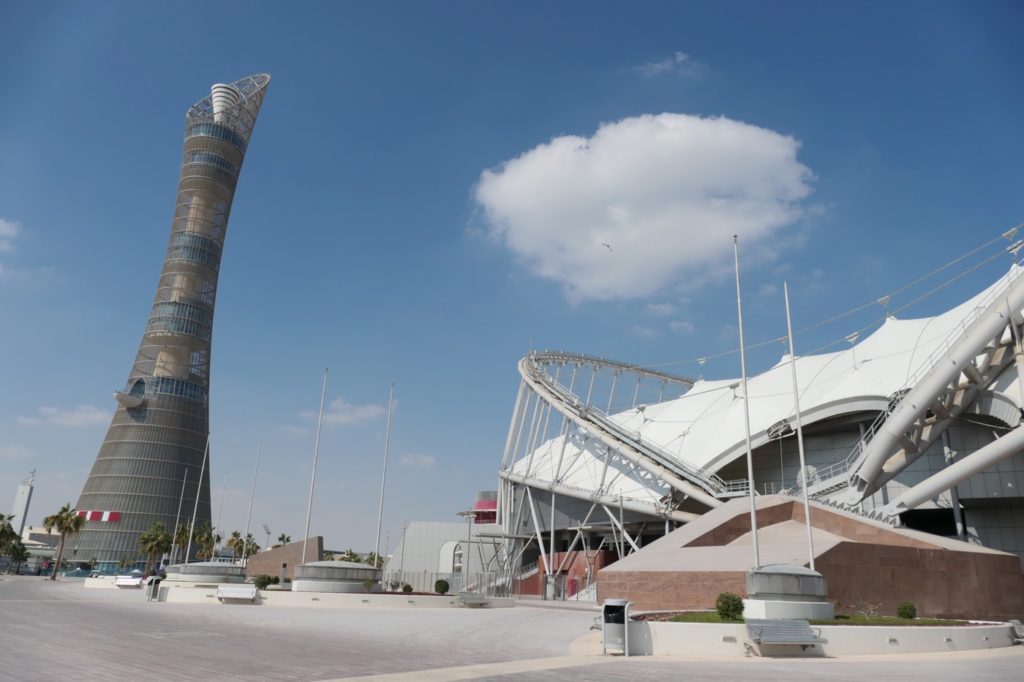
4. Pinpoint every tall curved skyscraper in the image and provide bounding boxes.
[75,75,270,565]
